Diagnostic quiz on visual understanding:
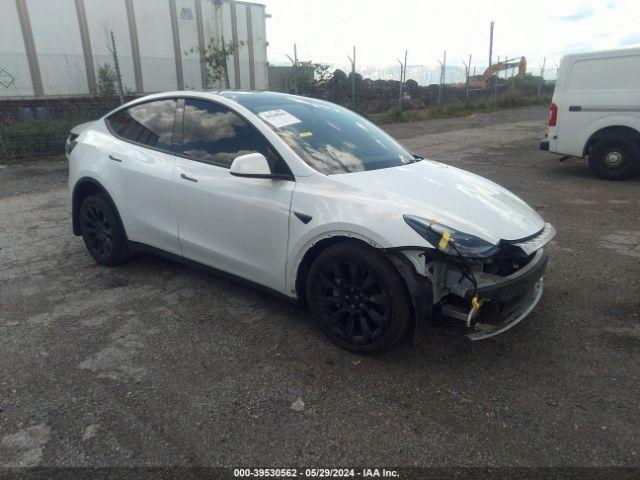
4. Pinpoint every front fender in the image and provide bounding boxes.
[286,174,432,296]
[285,227,387,296]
